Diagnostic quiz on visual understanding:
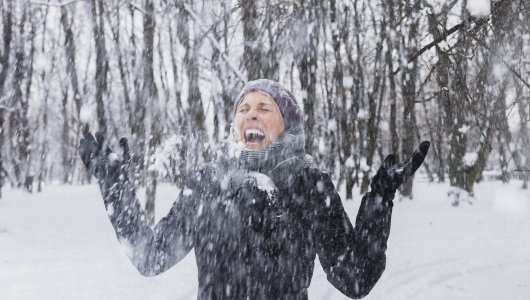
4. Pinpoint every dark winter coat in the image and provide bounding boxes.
[99,156,394,300]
